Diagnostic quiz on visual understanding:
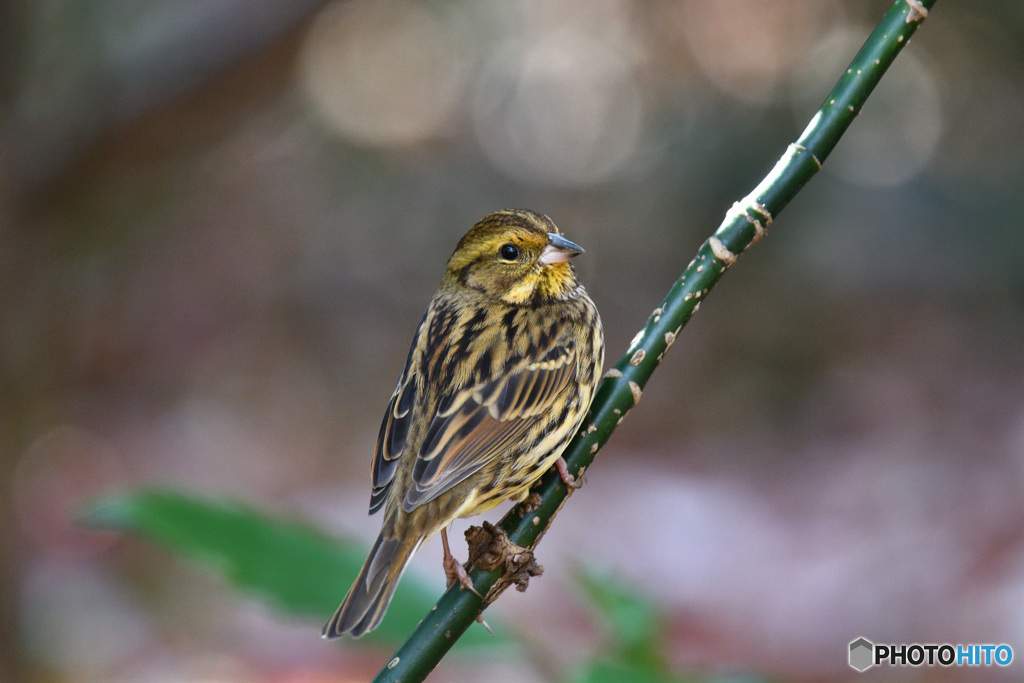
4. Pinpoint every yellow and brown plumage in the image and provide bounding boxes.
[322,209,604,639]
